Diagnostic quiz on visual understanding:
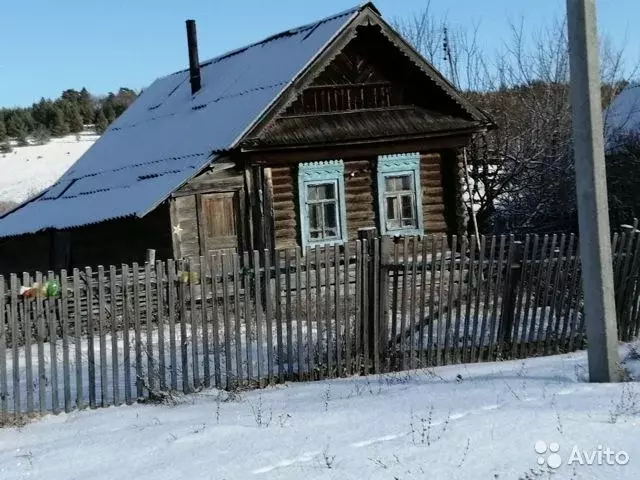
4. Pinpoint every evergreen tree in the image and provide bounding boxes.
[6,113,27,139]
[0,116,6,143]
[102,102,116,124]
[50,104,70,137]
[78,87,94,125]
[0,142,11,154]
[32,126,51,145]
[93,108,108,134]
[59,100,83,133]
[16,133,29,146]
[31,98,53,126]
